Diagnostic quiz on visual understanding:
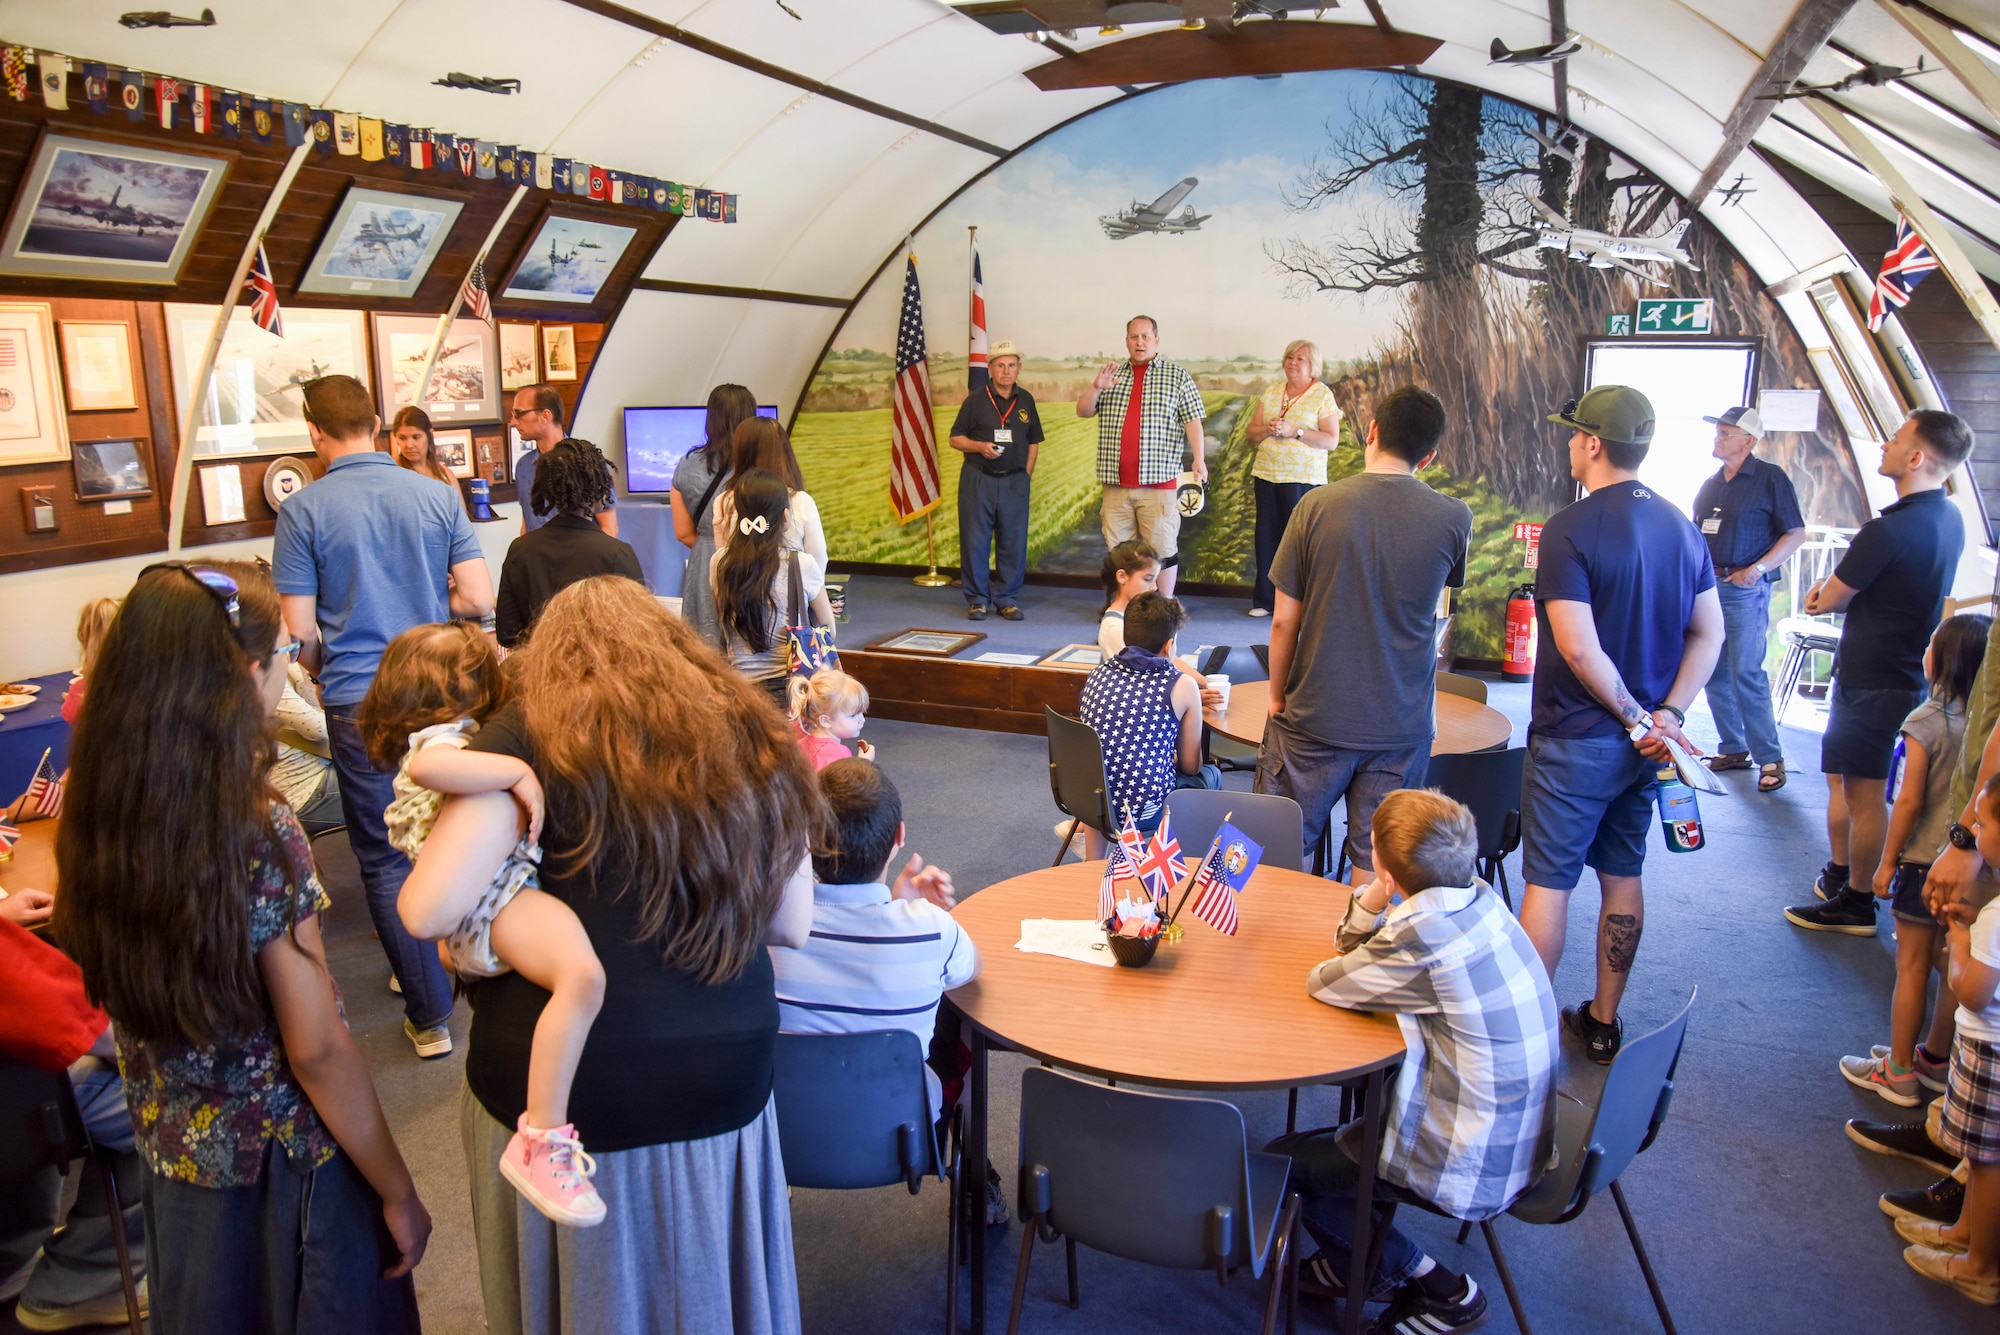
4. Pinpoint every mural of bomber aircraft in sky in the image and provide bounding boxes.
[1099,177,1210,240]
[1530,200,1698,287]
